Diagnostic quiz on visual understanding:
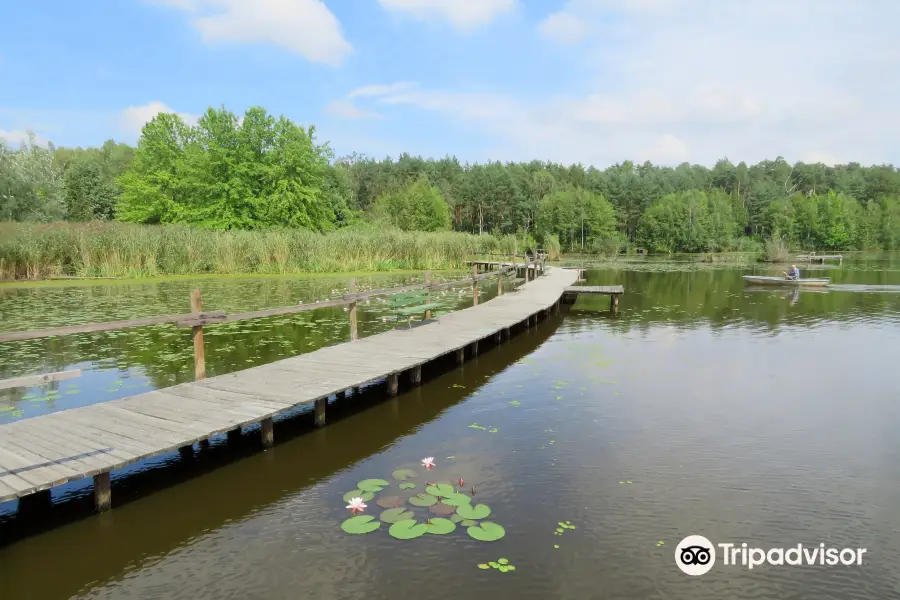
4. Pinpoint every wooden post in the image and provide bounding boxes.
[472,341,479,356]
[472,265,479,306]
[411,365,422,385]
[94,472,111,513]
[178,444,194,458]
[525,264,530,283]
[502,327,510,340]
[199,439,210,449]
[227,427,242,443]
[456,348,464,364]
[424,270,432,320]
[190,289,206,380]
[261,417,274,448]
[388,372,399,396]
[497,272,503,296]
[348,278,358,341]
[610,294,620,312]
[314,397,327,427]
